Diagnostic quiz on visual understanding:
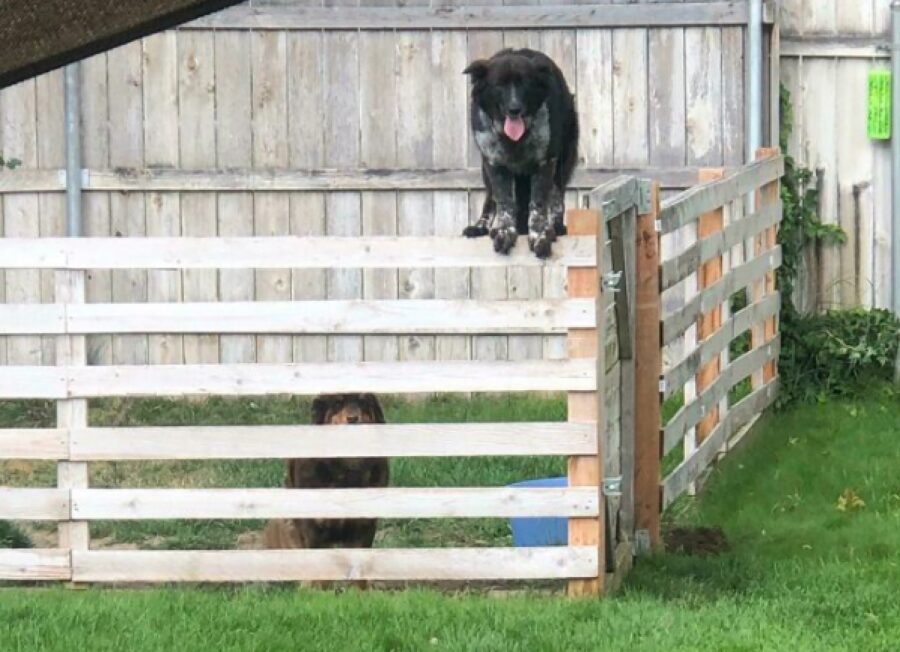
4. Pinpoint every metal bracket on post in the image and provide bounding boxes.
[602,271,623,293]
[602,476,623,497]
[637,179,653,215]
